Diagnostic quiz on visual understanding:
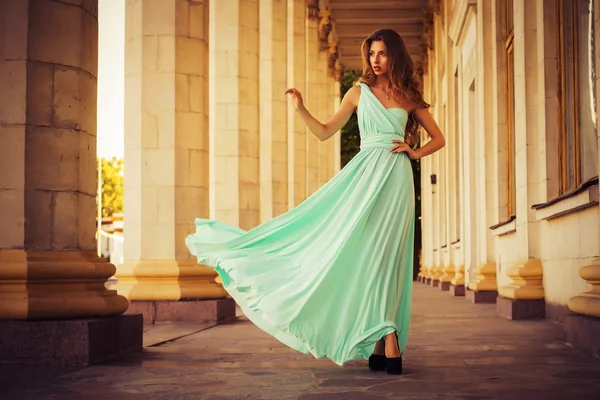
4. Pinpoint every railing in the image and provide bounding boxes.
[97,229,124,266]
